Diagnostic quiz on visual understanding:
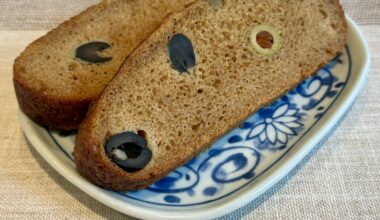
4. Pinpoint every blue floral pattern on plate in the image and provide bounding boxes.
[49,46,351,207]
